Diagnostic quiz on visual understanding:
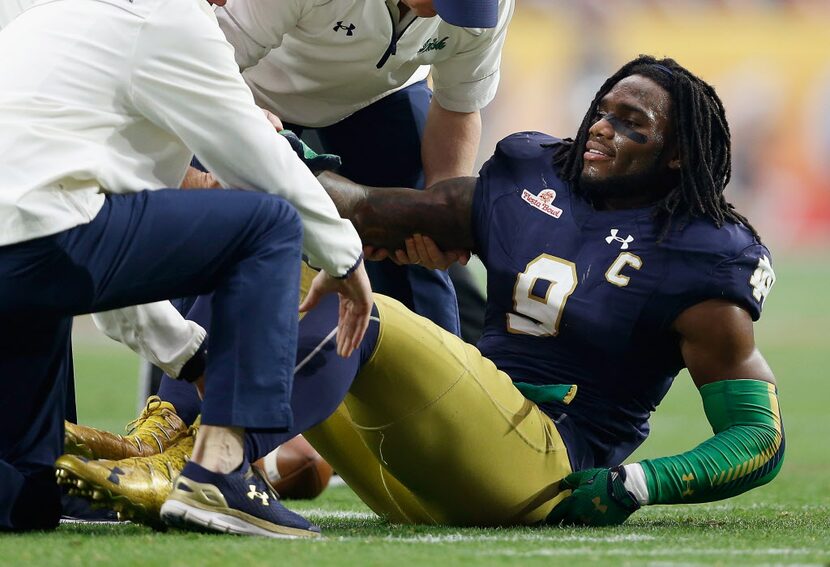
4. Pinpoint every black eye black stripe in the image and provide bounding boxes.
[604,114,648,144]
